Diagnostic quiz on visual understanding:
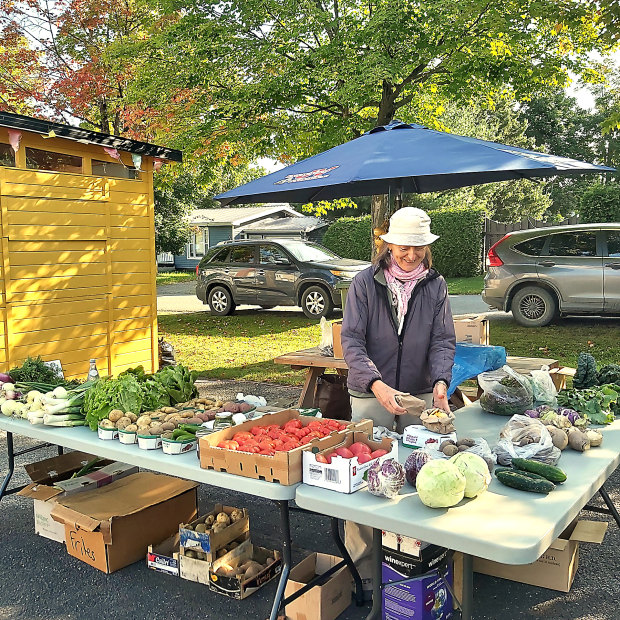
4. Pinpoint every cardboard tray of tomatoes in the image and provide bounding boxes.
[198,409,373,485]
